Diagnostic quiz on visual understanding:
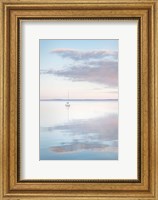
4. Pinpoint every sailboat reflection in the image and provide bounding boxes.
[65,91,70,120]
[66,105,70,121]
